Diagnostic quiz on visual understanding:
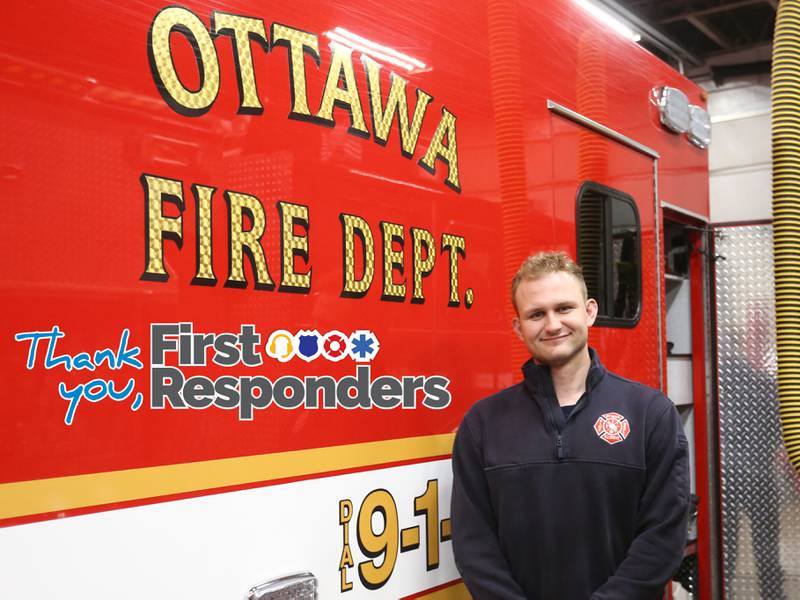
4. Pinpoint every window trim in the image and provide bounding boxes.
[575,181,642,329]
